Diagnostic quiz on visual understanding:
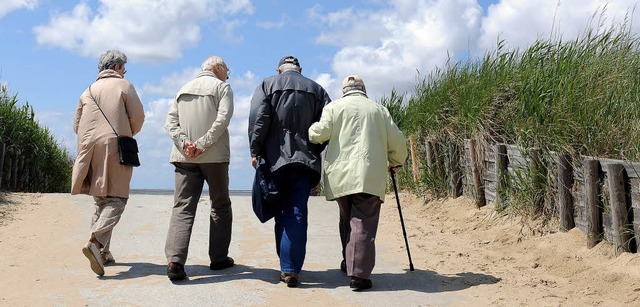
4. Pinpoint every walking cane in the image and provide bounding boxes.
[390,167,415,271]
